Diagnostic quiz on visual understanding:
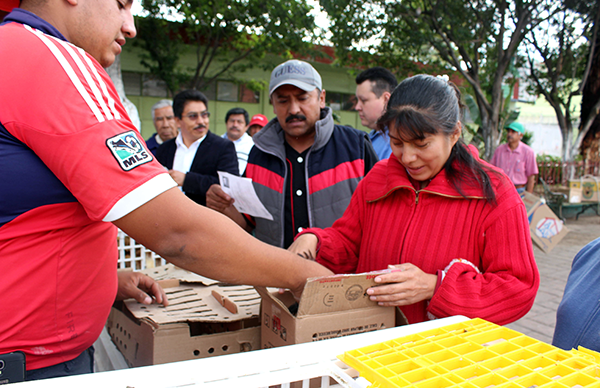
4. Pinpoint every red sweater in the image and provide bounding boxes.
[303,153,539,325]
